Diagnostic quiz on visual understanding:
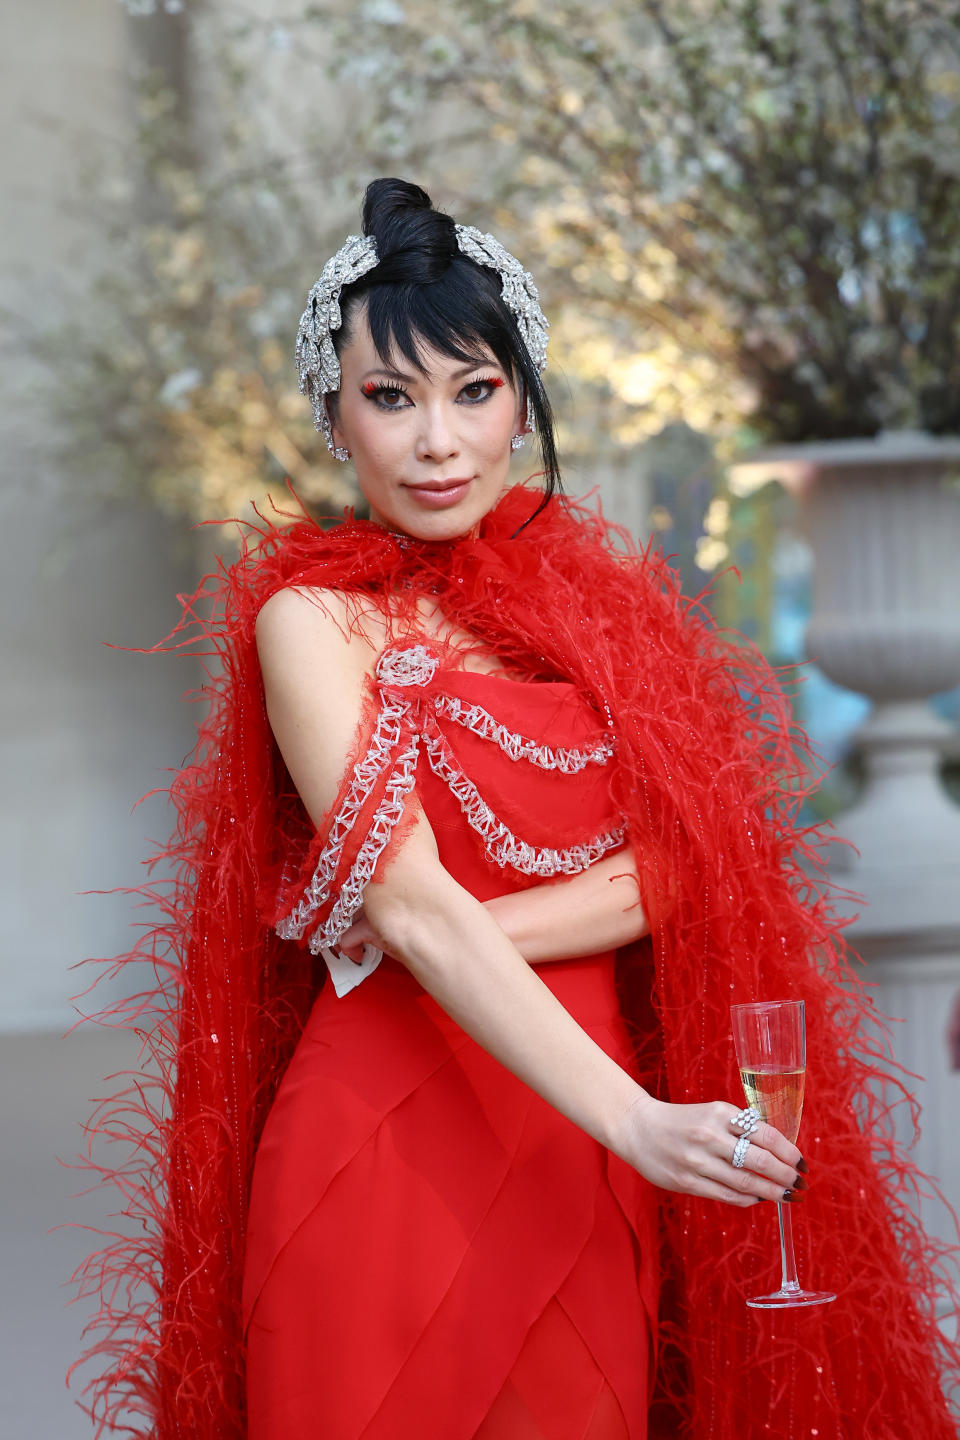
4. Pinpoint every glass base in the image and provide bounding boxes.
[746,1288,837,1310]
